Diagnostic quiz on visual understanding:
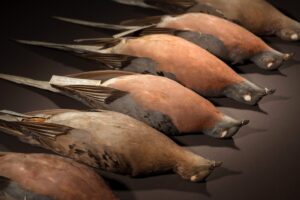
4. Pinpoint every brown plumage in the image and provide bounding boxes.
[112,34,243,94]
[0,71,249,138]
[0,152,117,200]
[71,71,238,135]
[13,34,275,105]
[55,13,292,70]
[197,0,300,41]
[105,34,275,104]
[112,0,300,41]
[125,13,291,69]
[0,109,222,182]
